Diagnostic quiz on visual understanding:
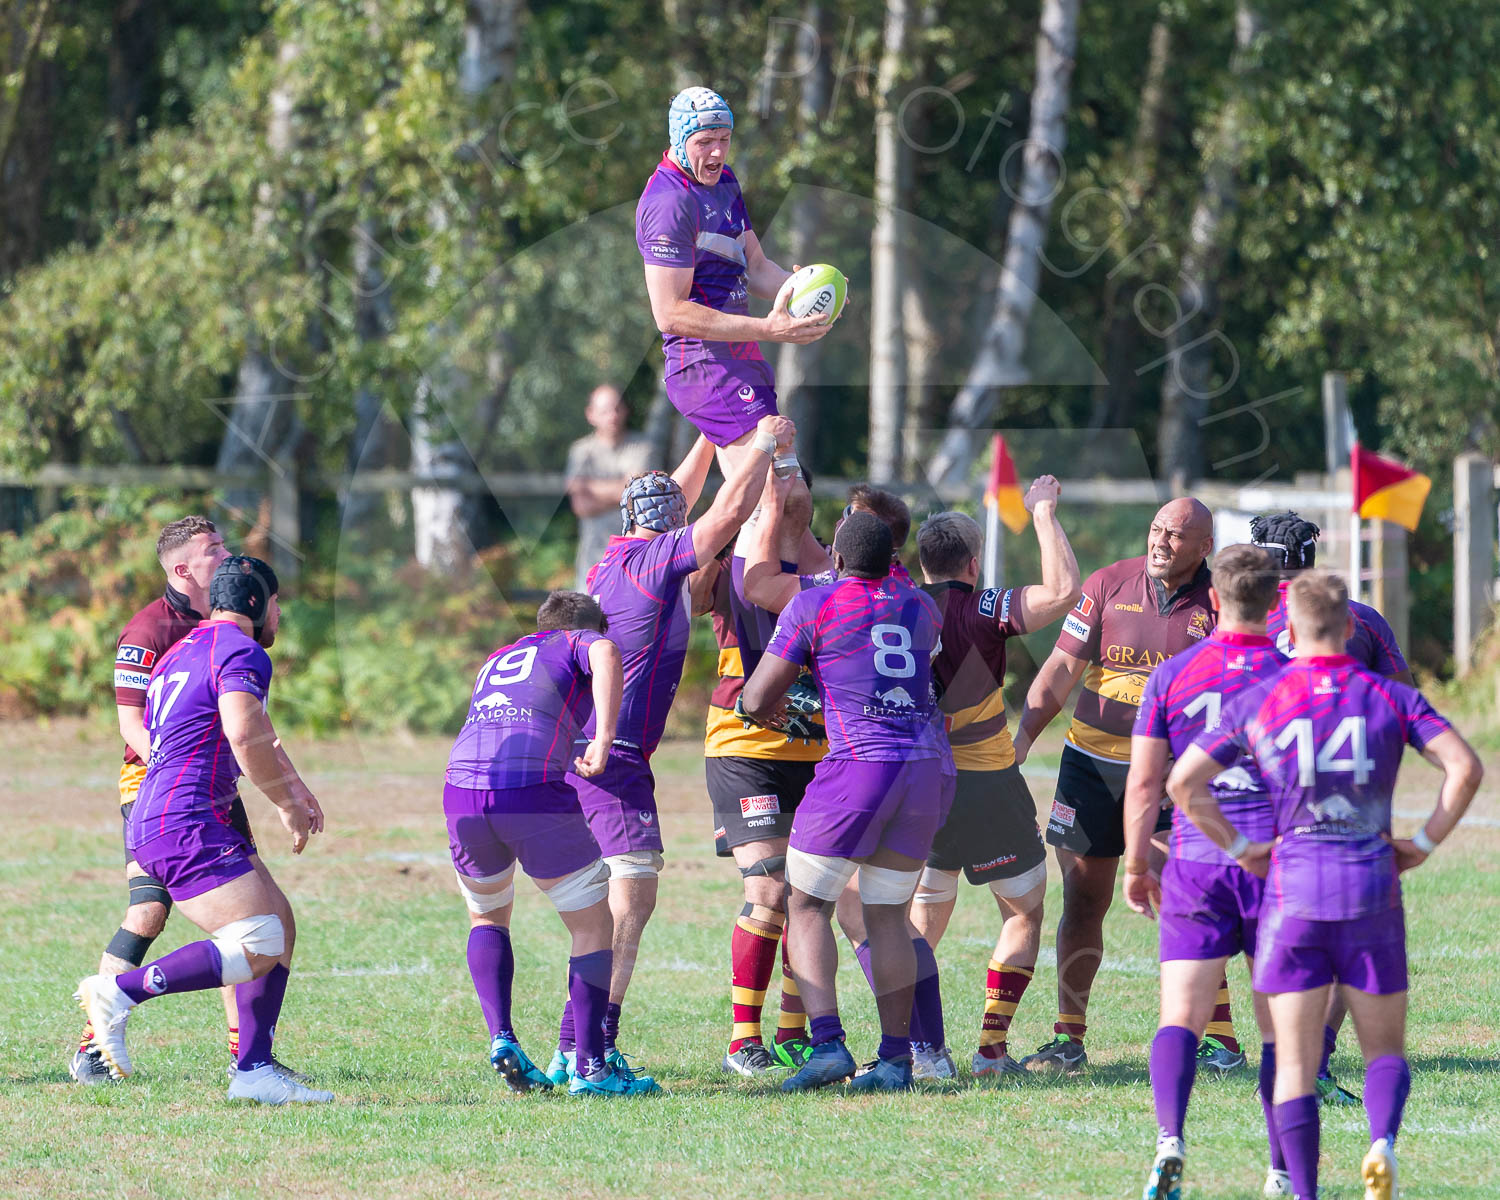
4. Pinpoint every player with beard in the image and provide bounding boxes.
[1168,571,1482,1200]
[75,557,331,1105]
[70,518,305,1087]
